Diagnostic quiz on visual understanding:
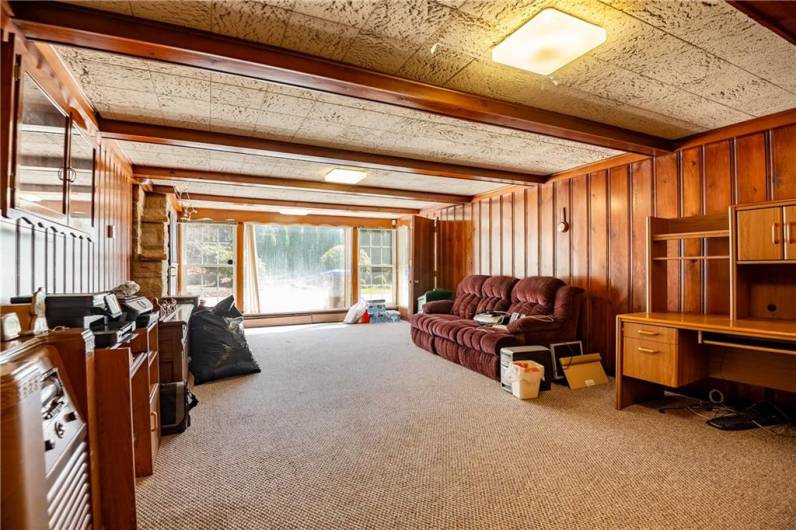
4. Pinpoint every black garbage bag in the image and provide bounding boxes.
[189,295,260,384]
